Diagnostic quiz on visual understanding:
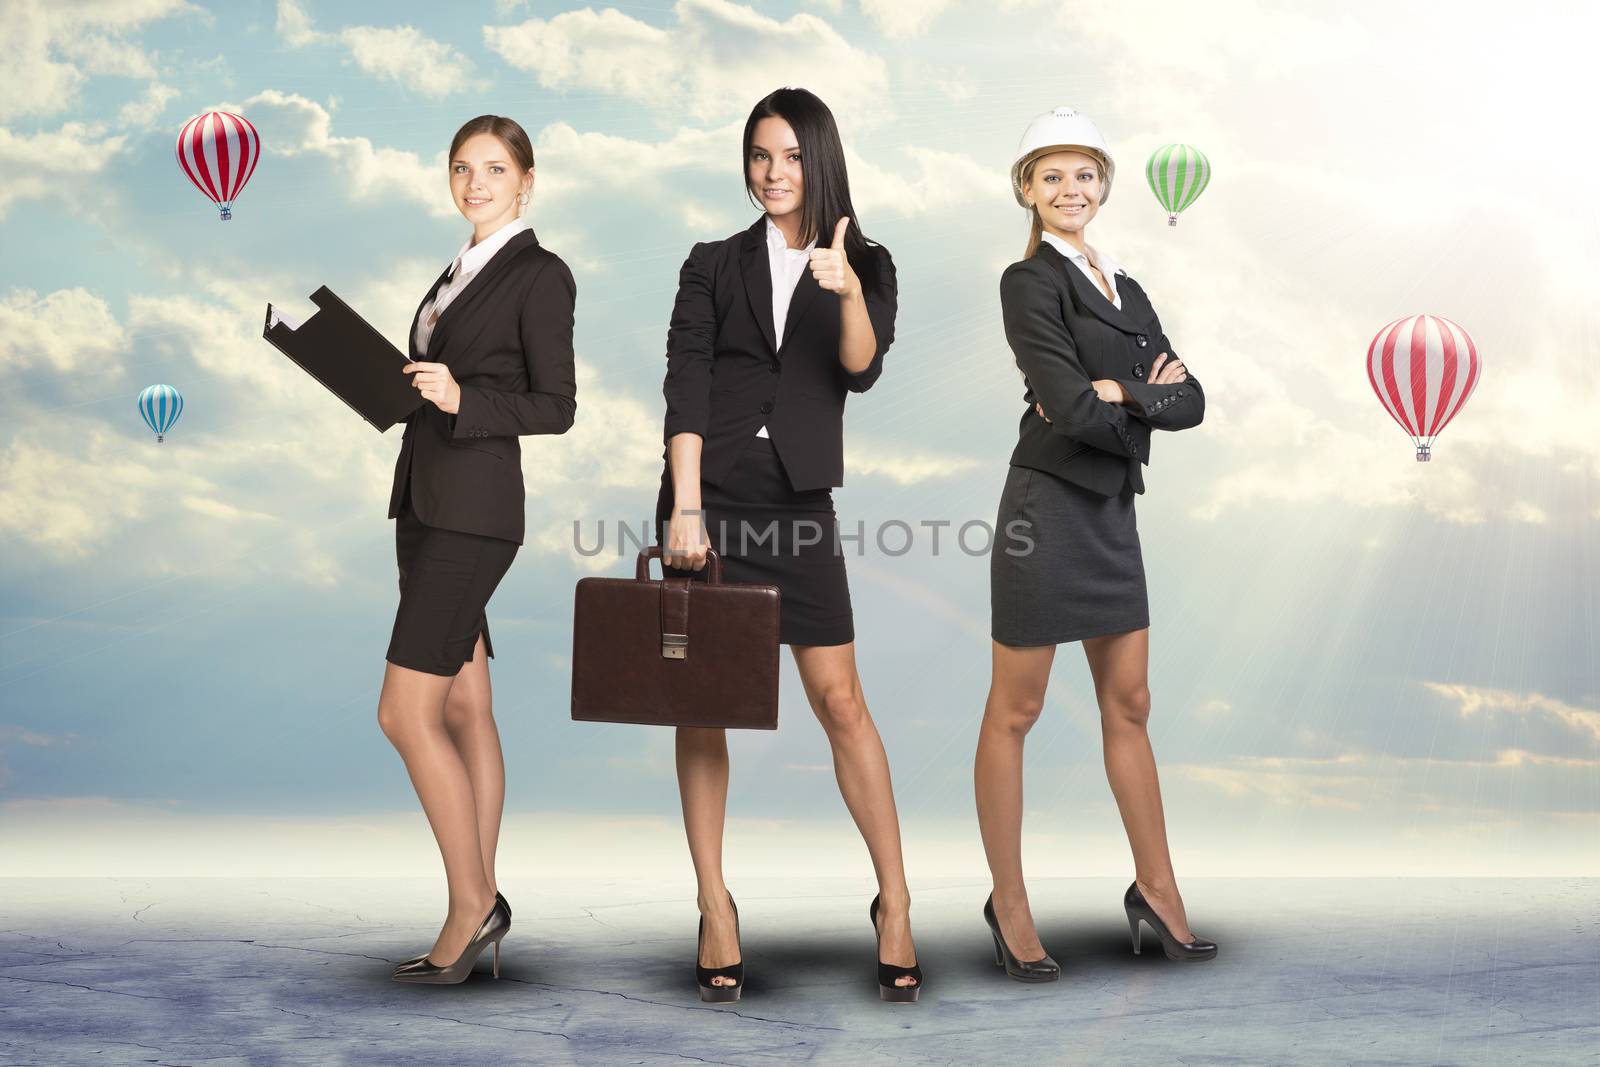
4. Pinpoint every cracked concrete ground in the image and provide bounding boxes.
[1,878,1595,1065]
